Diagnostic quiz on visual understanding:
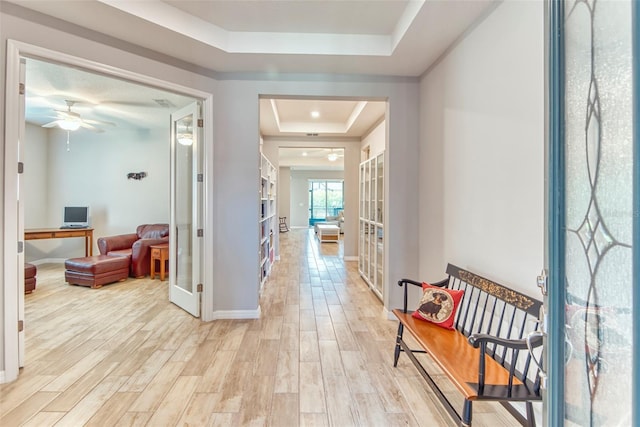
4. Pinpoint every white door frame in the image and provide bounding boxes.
[2,39,215,383]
